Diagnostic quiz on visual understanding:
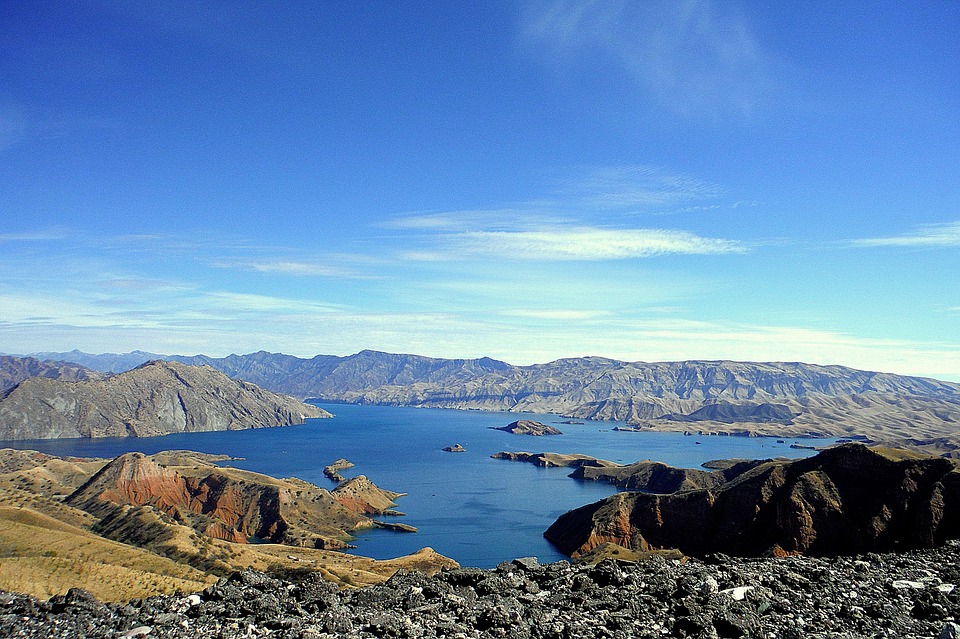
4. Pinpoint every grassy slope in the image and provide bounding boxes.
[0,505,215,601]
[0,449,458,601]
